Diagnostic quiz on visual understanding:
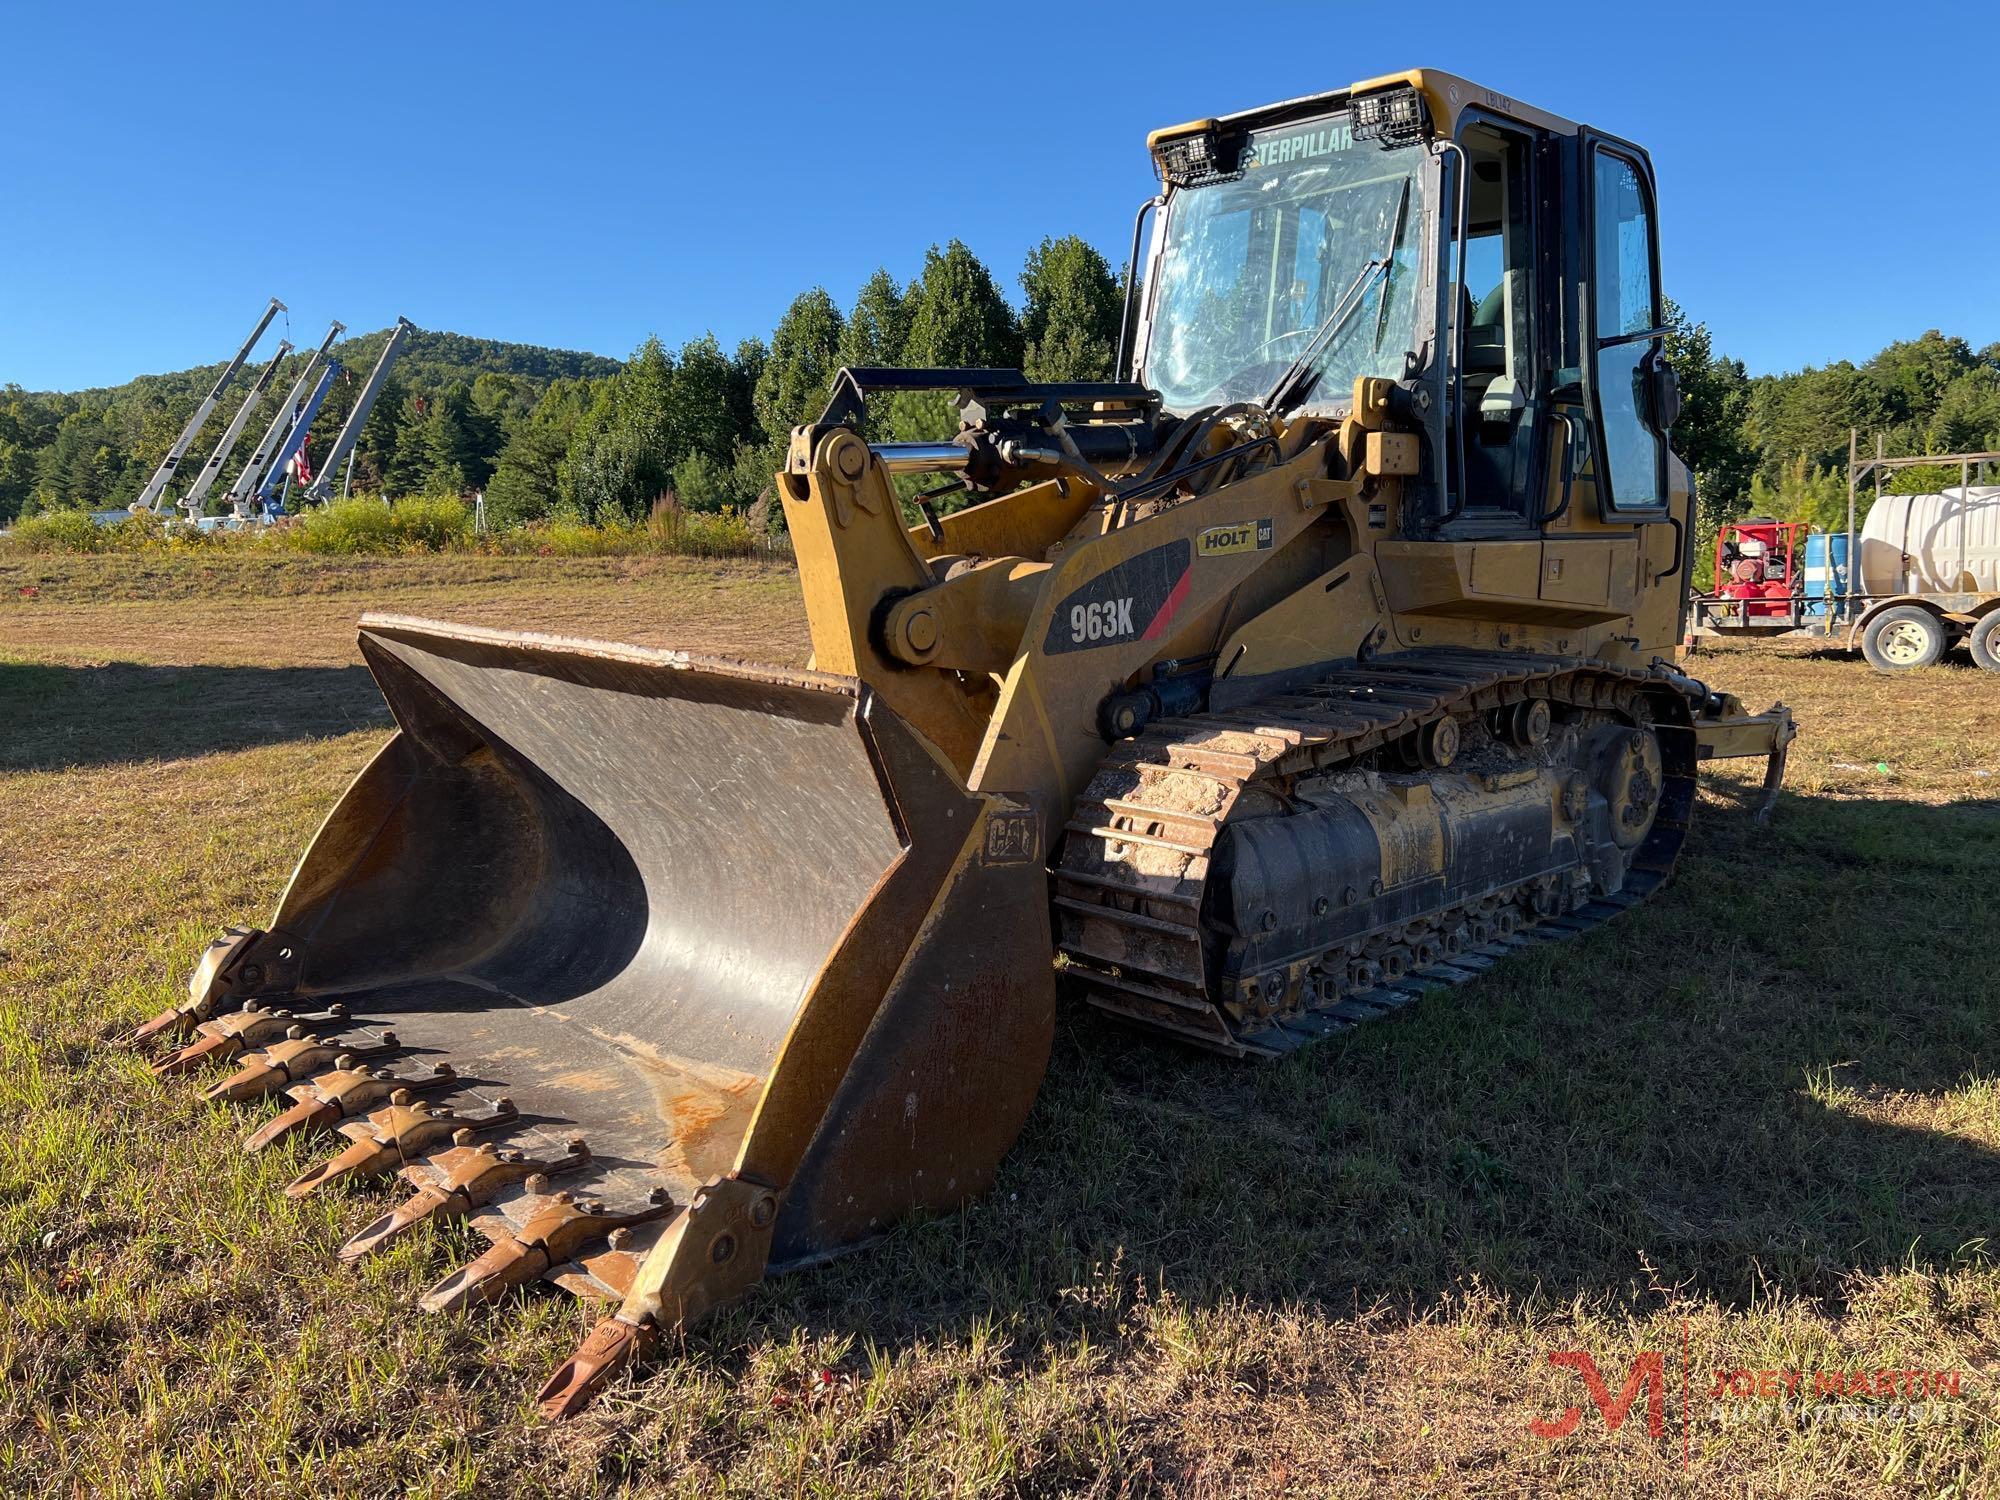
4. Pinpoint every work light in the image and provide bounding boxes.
[1351,86,1428,146]
[1151,126,1244,187]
